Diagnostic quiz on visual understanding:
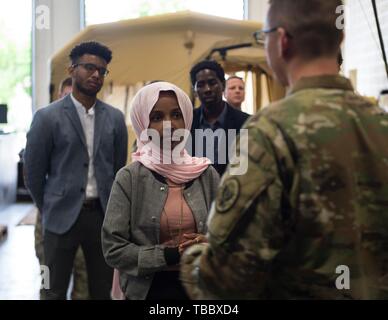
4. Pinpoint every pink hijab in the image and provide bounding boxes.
[130,81,211,184]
